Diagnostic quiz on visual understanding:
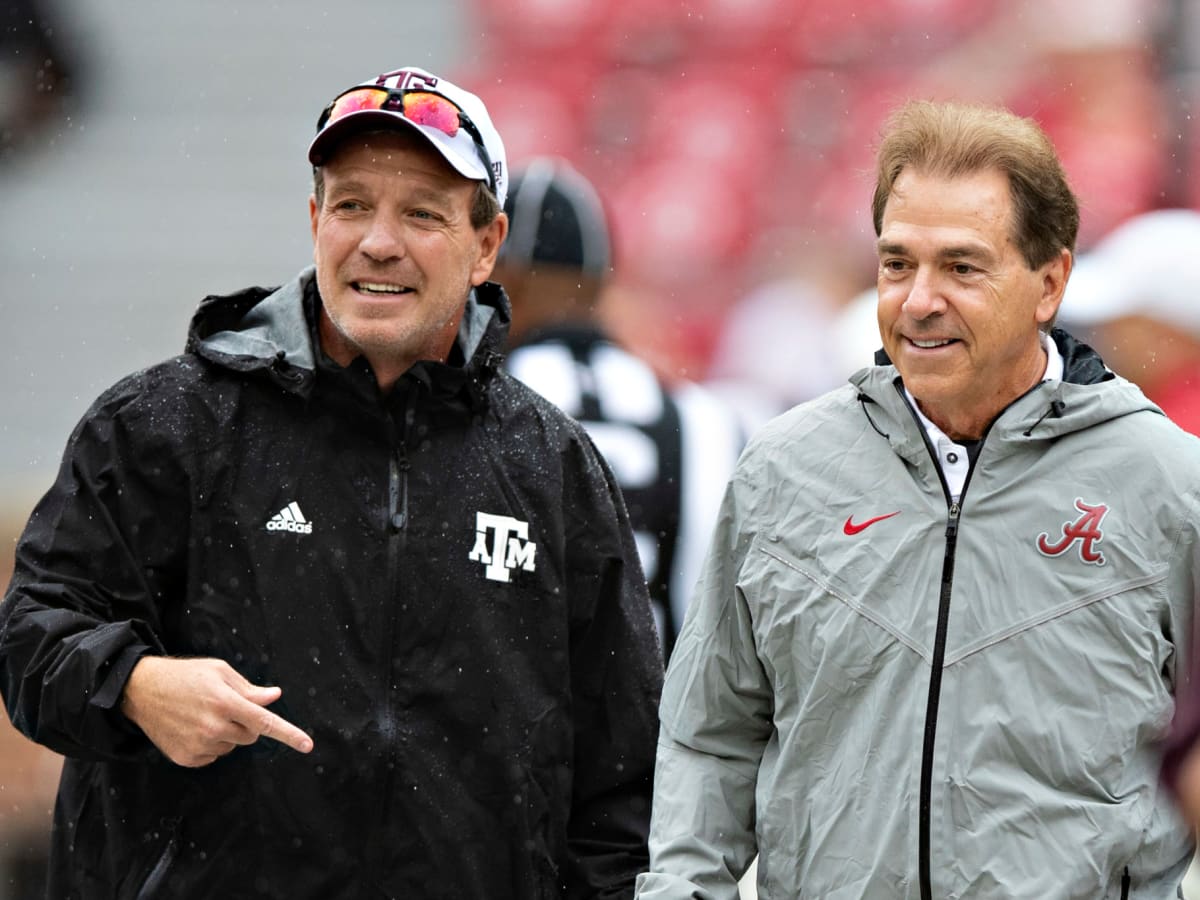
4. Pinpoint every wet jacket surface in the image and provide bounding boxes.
[0,269,663,900]
[636,331,1200,900]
